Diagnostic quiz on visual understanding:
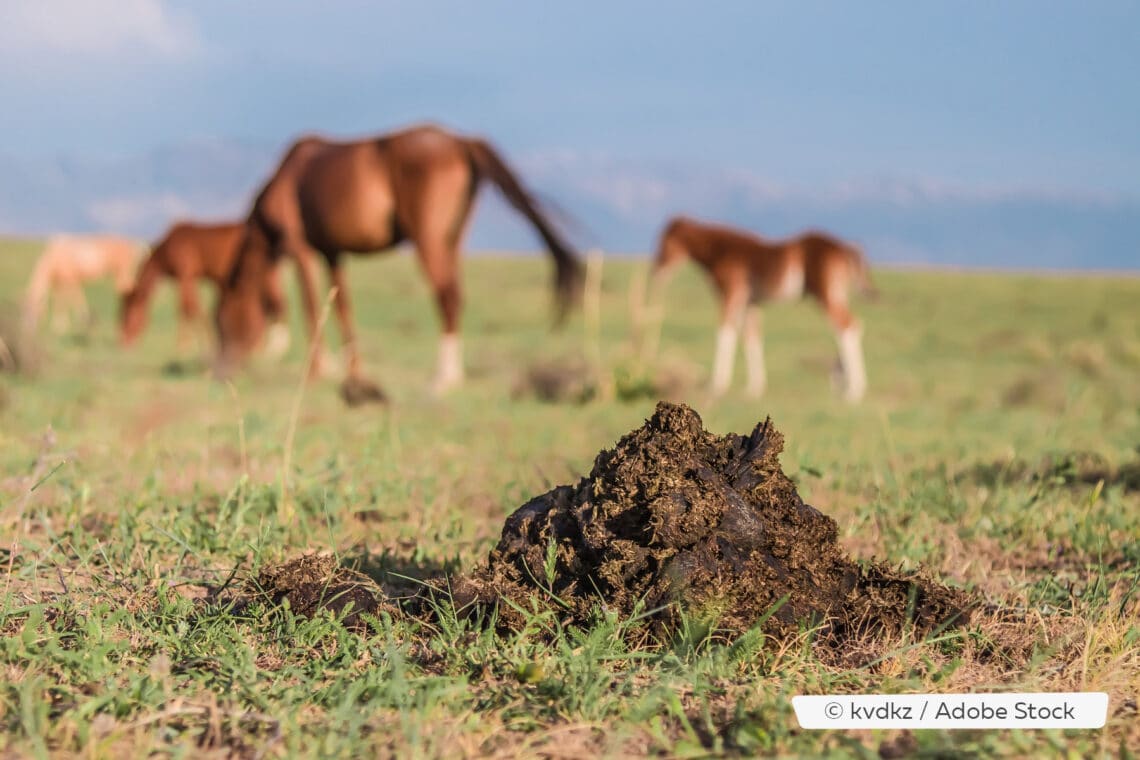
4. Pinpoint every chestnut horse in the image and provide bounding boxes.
[648,216,876,402]
[23,234,139,334]
[215,124,583,396]
[121,221,289,355]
